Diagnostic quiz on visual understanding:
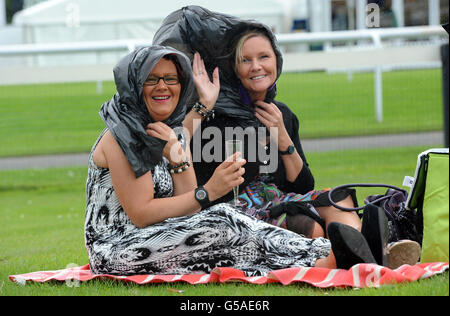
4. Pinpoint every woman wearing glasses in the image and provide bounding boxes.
[84,45,381,276]
[150,6,422,270]
[154,7,361,240]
